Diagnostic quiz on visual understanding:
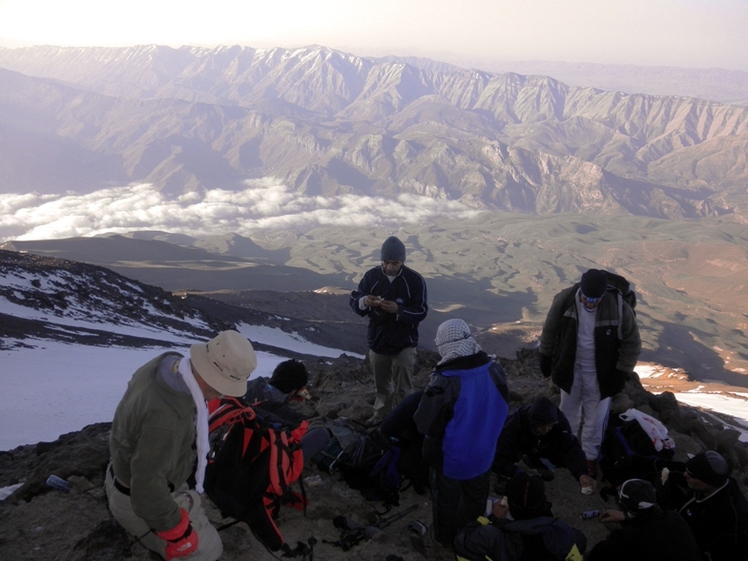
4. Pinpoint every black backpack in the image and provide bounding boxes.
[339,428,404,507]
[604,271,637,315]
[598,414,675,487]
[205,397,308,553]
